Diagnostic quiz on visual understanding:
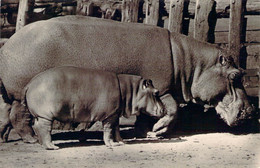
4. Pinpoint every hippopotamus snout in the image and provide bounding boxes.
[230,104,257,127]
